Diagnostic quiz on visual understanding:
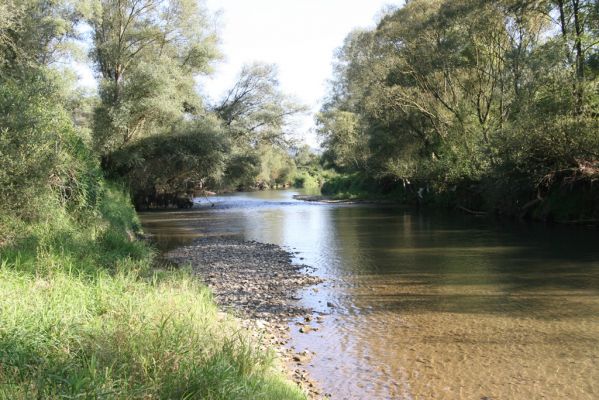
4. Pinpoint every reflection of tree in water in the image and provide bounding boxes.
[141,195,599,399]
[329,207,599,318]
